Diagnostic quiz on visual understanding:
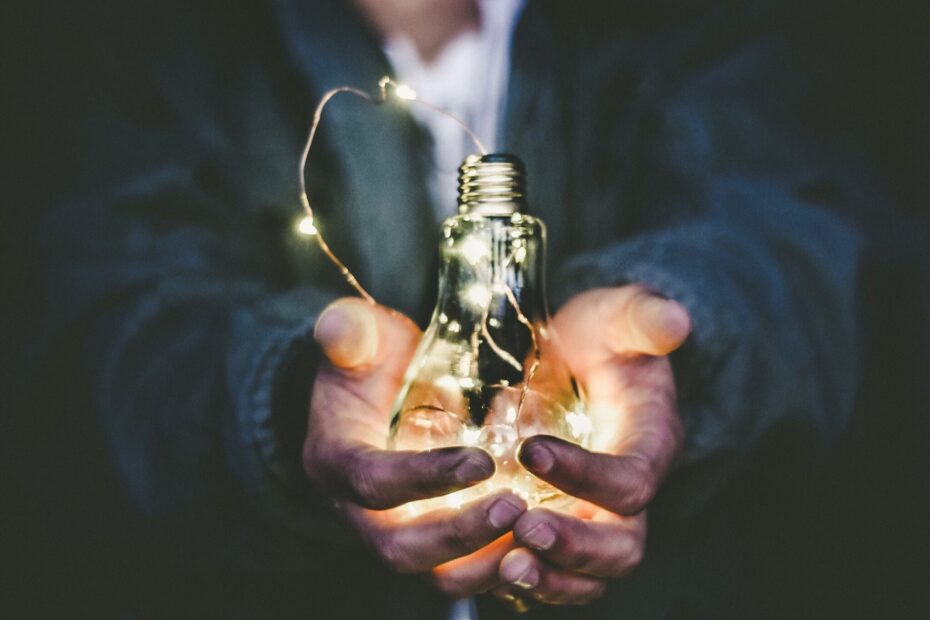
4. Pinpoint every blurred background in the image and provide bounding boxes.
[3,0,929,617]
